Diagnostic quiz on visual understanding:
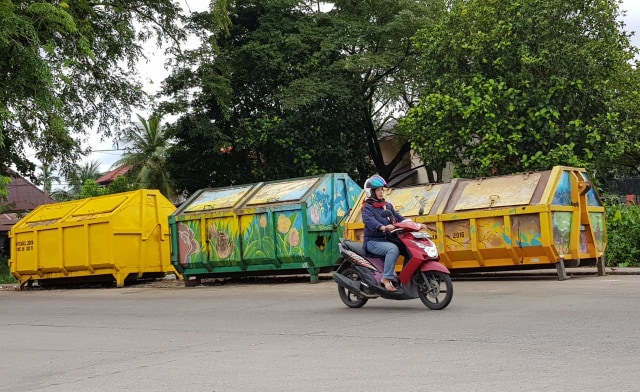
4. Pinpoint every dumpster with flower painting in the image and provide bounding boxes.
[344,166,606,280]
[169,174,361,284]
